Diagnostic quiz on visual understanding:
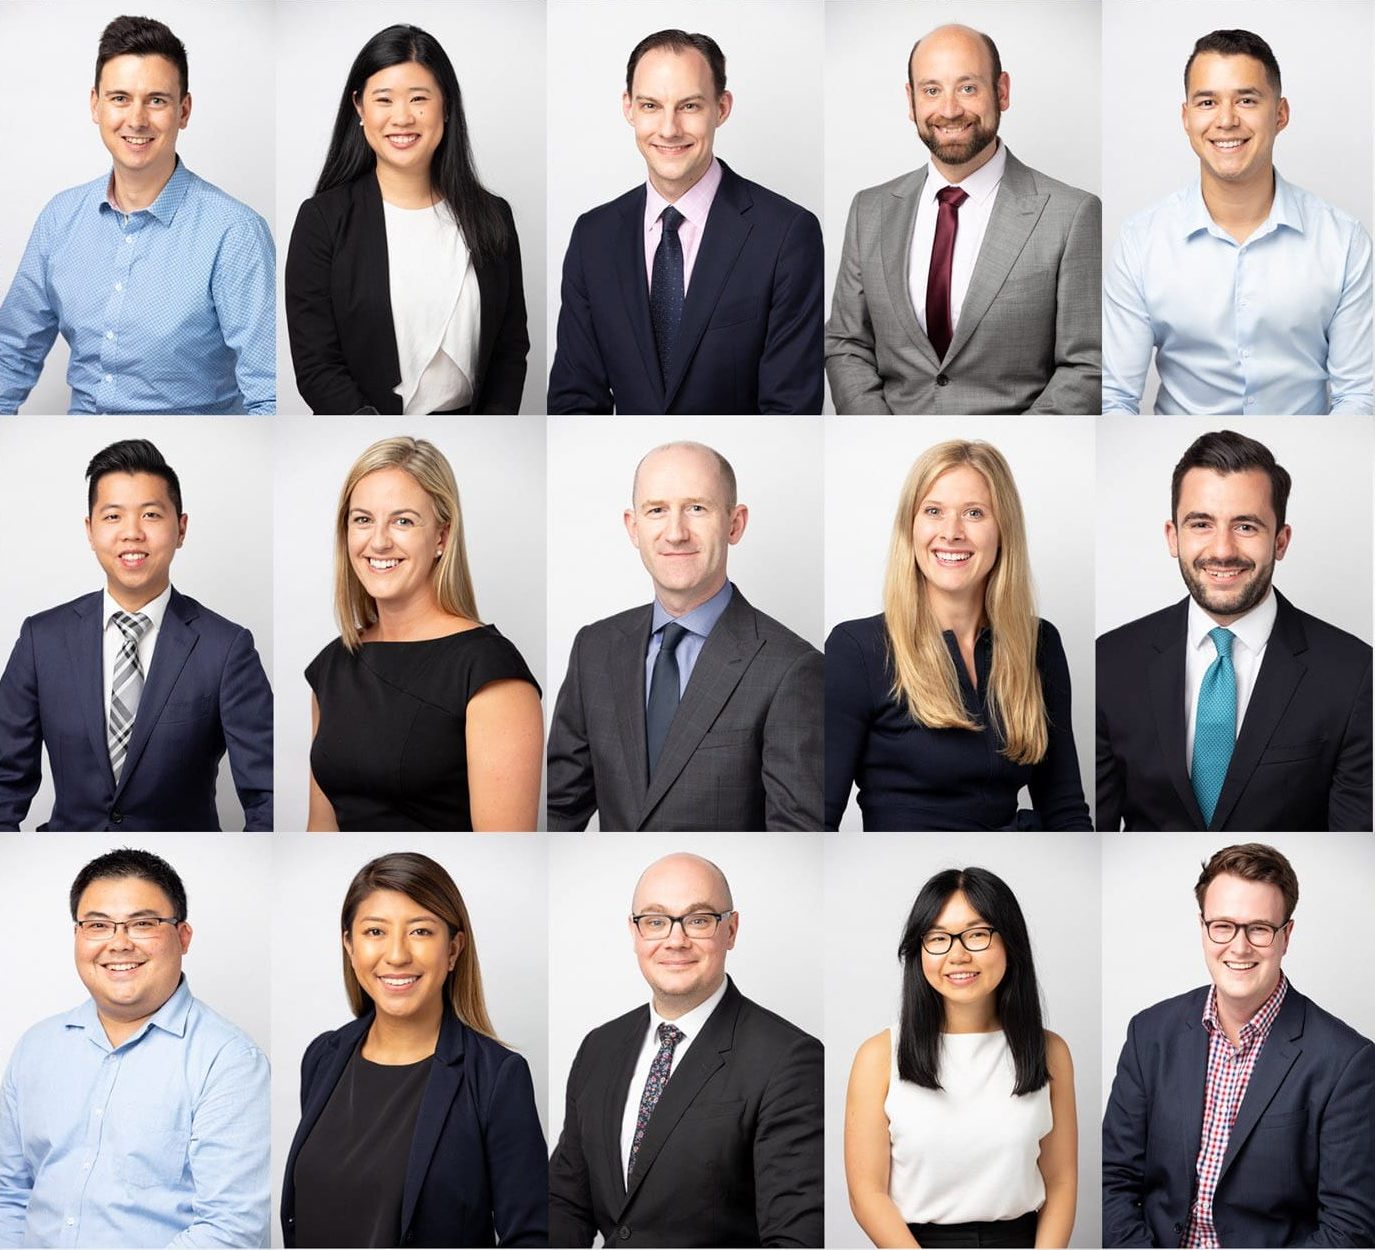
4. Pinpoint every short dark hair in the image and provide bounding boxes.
[1185,29,1281,97]
[907,28,1003,92]
[1170,430,1291,529]
[1194,842,1299,922]
[95,15,189,98]
[626,30,727,98]
[86,439,183,517]
[70,848,188,921]
[896,867,1047,1096]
